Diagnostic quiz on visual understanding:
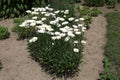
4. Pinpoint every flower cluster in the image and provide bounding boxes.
[20,6,86,53]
